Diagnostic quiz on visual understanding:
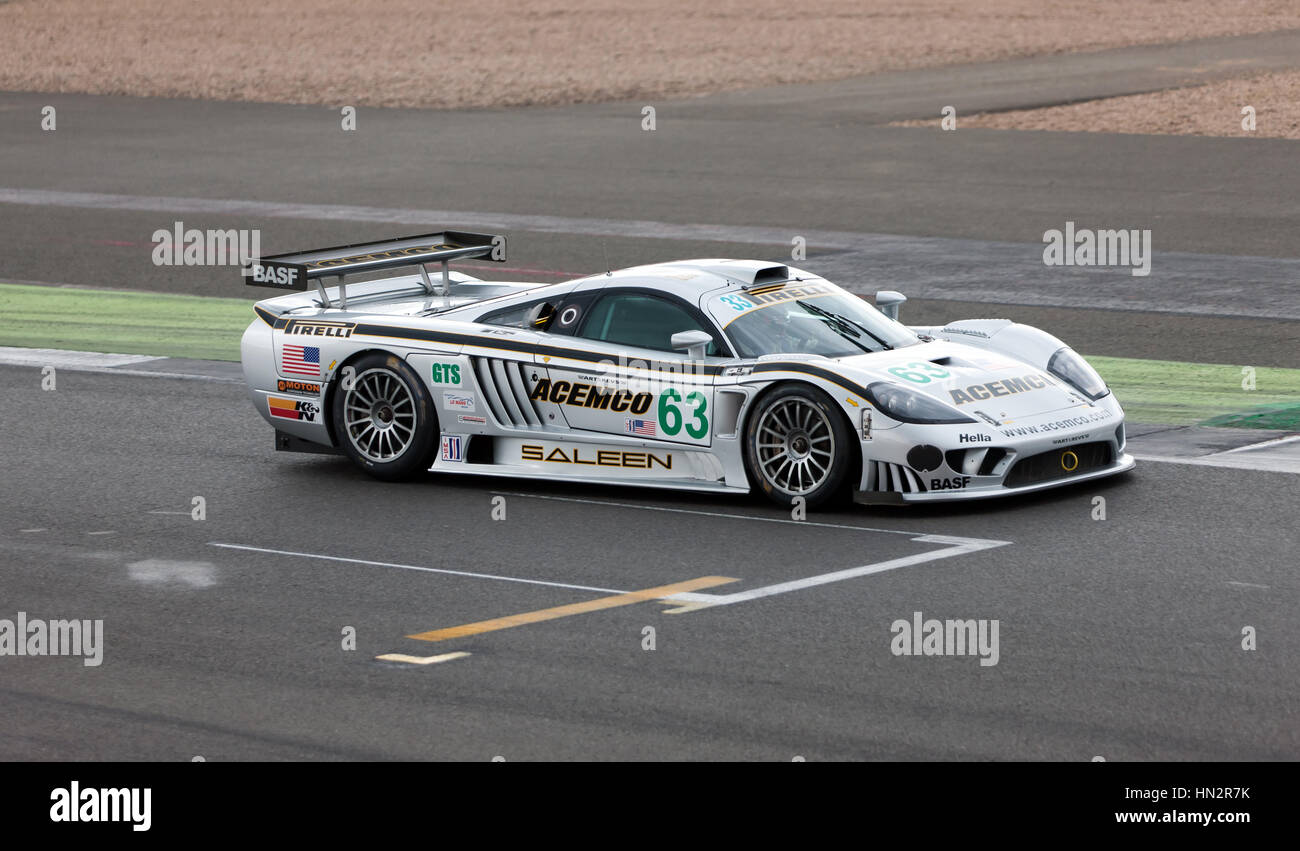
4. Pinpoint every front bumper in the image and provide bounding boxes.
[854,452,1135,504]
